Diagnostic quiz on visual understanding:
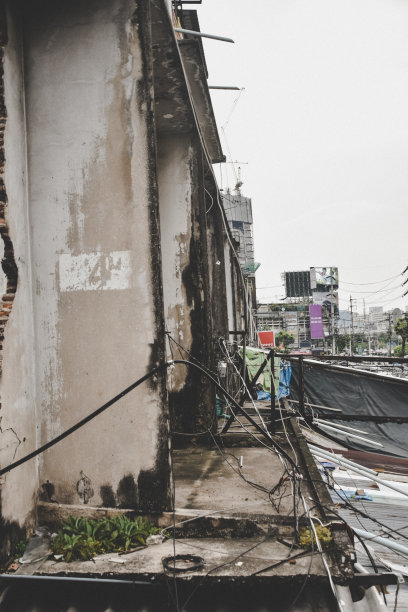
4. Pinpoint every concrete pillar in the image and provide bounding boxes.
[205,186,229,340]
[157,133,214,433]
